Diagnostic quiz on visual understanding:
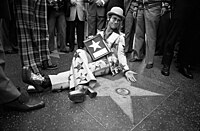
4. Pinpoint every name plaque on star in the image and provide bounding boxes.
[84,34,111,61]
